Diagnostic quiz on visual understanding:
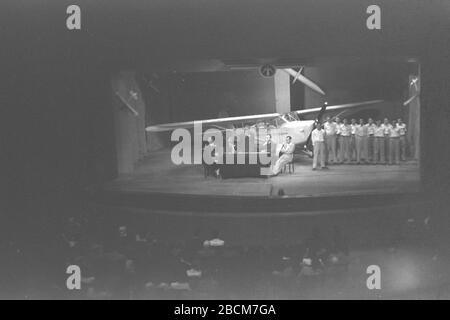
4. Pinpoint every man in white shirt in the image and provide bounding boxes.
[355,119,369,164]
[389,120,401,165]
[366,118,376,163]
[335,117,342,163]
[243,124,256,153]
[397,118,407,161]
[339,119,352,163]
[324,117,337,164]
[272,136,295,175]
[227,127,238,154]
[373,120,386,164]
[383,118,392,163]
[350,118,357,161]
[311,124,328,170]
